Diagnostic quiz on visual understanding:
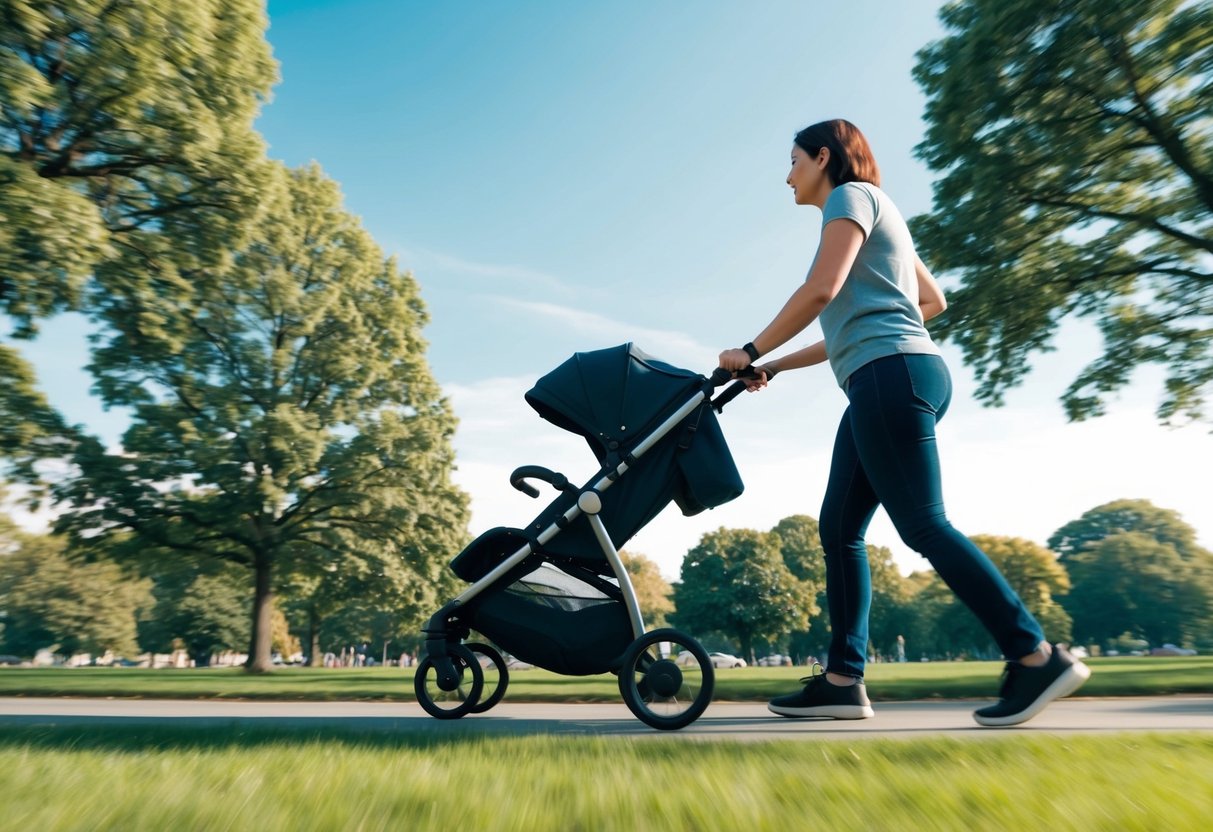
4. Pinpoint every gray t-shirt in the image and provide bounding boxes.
[815,181,940,388]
